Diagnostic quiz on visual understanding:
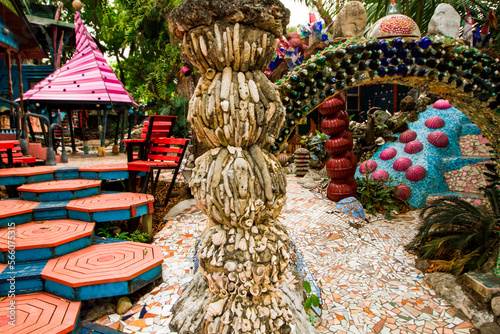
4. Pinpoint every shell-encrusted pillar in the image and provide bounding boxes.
[168,1,316,333]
